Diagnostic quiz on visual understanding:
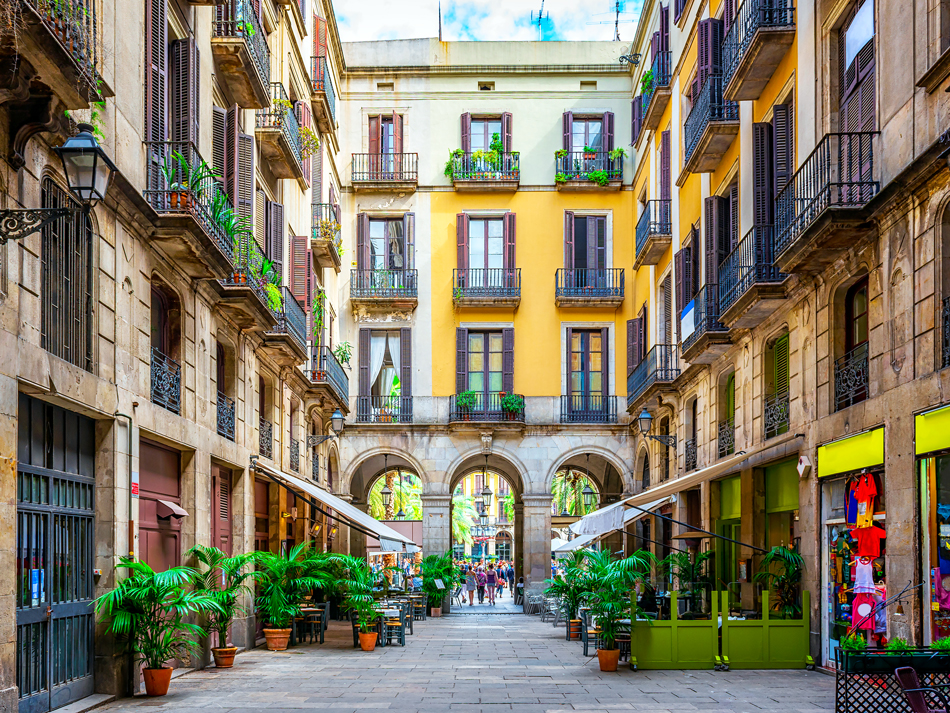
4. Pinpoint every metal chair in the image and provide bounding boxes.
[895,666,950,713]
[580,610,601,657]
[412,598,426,621]
[384,616,406,646]
[452,586,464,607]
[524,593,543,615]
